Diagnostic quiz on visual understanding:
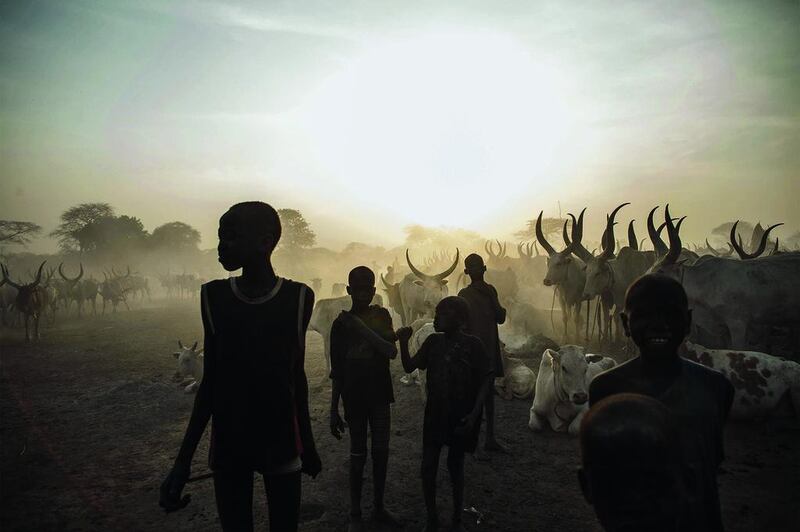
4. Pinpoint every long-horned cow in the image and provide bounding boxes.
[536,212,586,341]
[1,261,48,341]
[650,210,798,356]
